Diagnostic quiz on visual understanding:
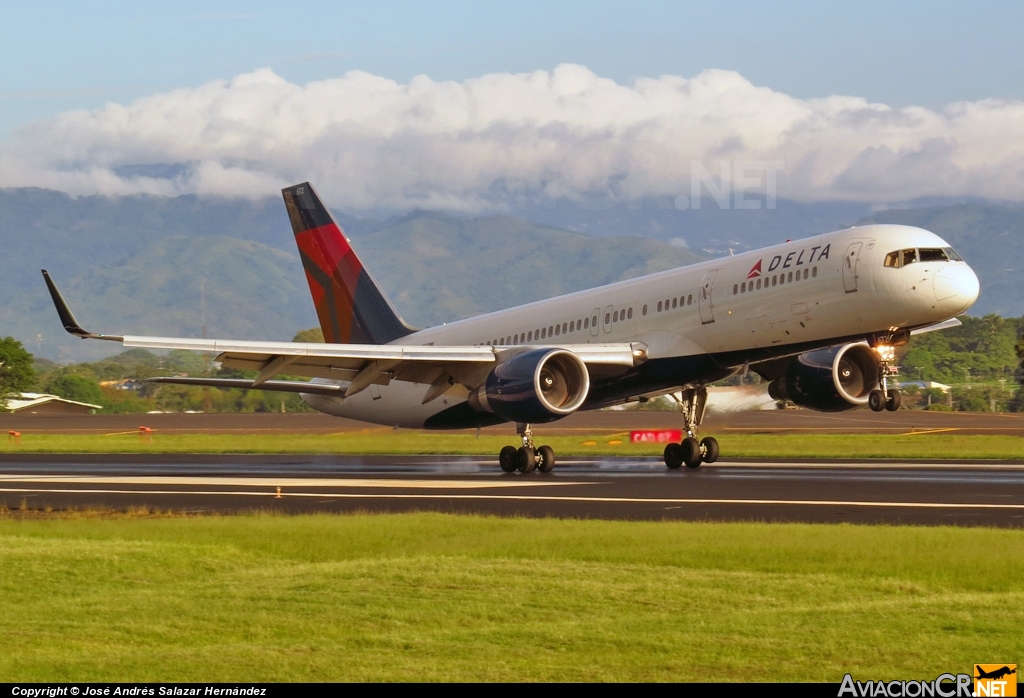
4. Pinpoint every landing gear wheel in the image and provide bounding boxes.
[517,446,536,473]
[868,389,886,412]
[537,445,555,472]
[885,389,901,412]
[499,445,518,473]
[681,437,702,468]
[700,437,719,464]
[664,442,684,470]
